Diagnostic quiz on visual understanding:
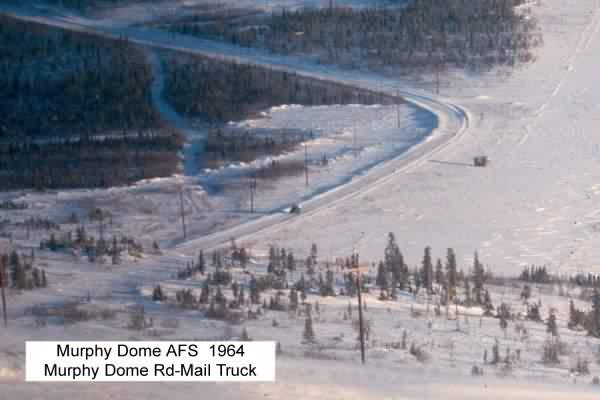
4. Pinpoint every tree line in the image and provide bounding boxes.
[168,0,541,73]
[163,52,397,123]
